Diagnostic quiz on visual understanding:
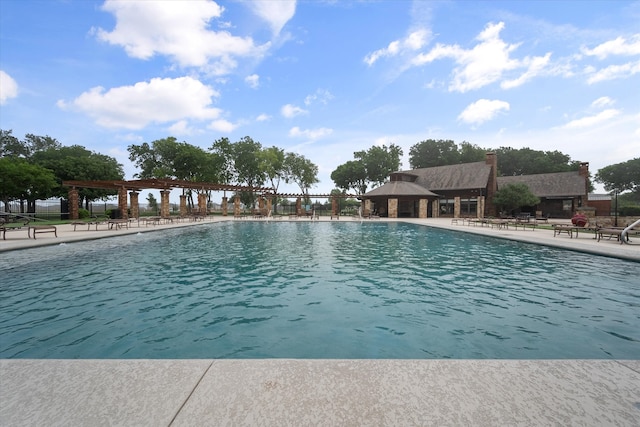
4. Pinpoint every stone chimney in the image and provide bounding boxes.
[578,162,590,207]
[485,152,498,216]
